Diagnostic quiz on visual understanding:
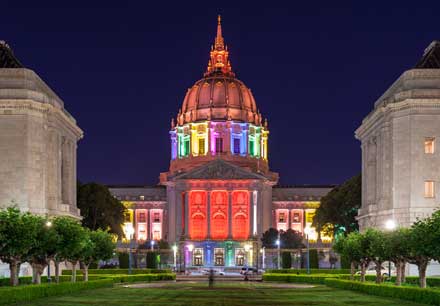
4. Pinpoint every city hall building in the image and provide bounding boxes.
[109,17,332,269]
